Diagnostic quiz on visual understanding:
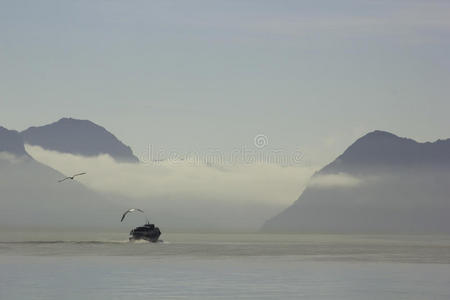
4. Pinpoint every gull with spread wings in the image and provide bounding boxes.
[121,208,148,222]
[58,172,87,183]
